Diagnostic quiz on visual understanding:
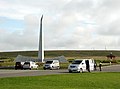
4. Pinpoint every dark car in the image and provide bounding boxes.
[15,62,24,70]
